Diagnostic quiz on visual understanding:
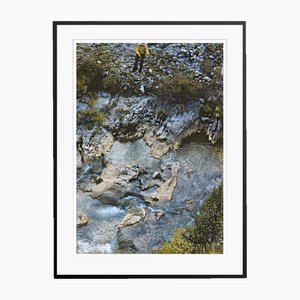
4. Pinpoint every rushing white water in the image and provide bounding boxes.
[94,206,124,218]
[77,193,126,253]
[77,240,113,254]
